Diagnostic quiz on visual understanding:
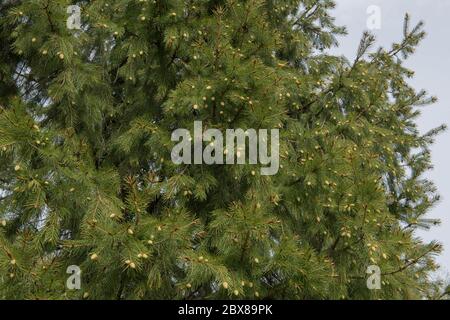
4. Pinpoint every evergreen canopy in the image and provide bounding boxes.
[0,0,446,299]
